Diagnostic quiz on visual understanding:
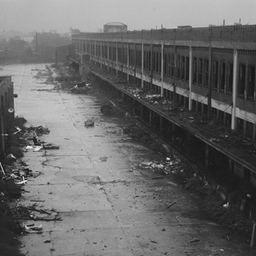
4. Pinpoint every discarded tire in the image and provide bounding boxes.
[101,105,113,115]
